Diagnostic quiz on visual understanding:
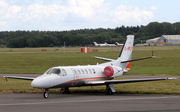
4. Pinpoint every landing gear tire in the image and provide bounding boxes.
[43,90,49,98]
[105,86,113,95]
[61,87,71,94]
